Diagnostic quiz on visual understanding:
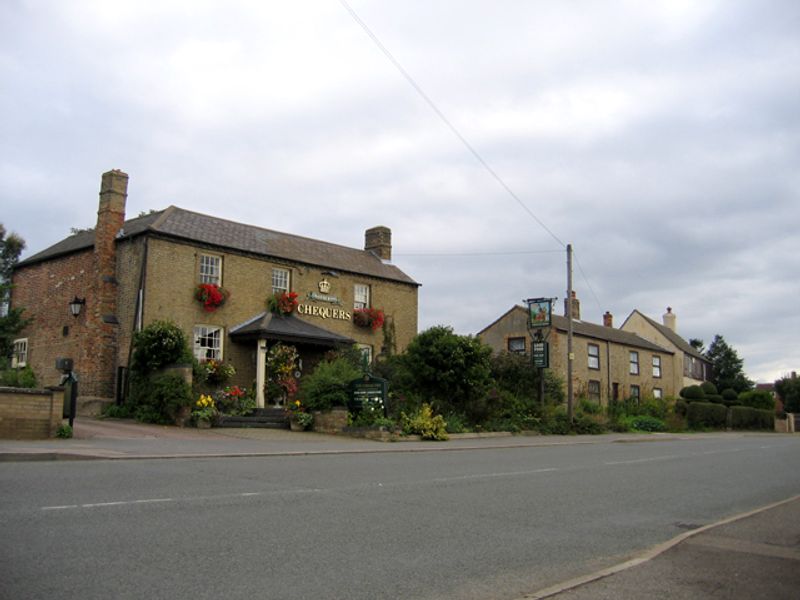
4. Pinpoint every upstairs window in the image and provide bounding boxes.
[199,254,222,285]
[354,284,370,309]
[507,337,526,353]
[272,268,290,294]
[588,344,600,370]
[652,355,662,378]
[629,351,640,375]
